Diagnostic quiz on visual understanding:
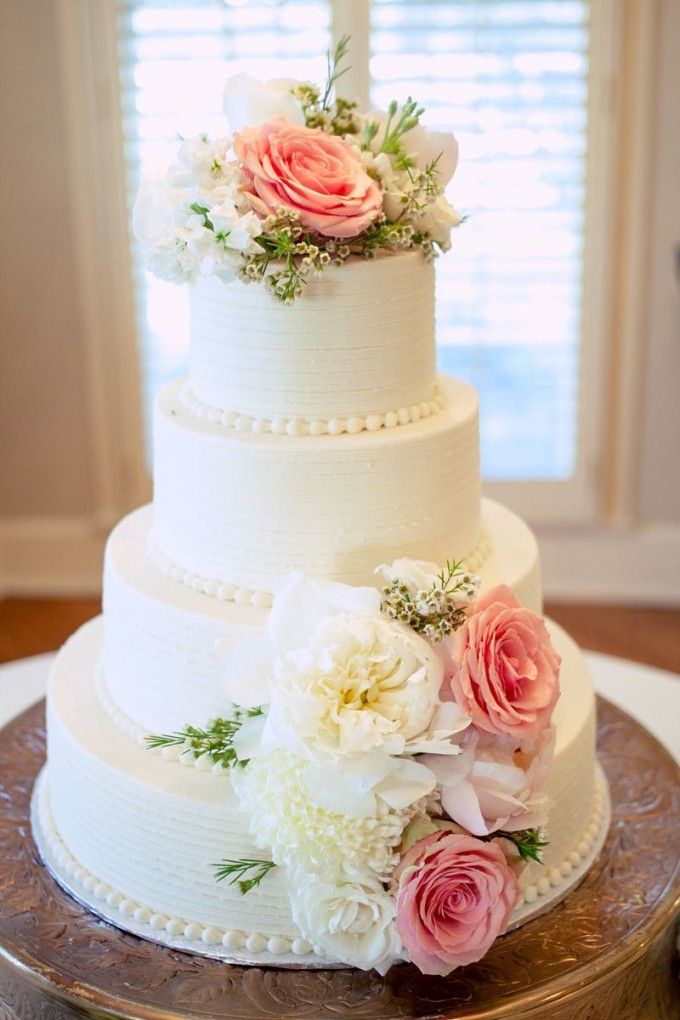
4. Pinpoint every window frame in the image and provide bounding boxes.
[62,0,652,536]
